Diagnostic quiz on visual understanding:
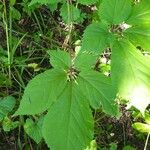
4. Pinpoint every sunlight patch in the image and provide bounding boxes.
[127,86,150,114]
